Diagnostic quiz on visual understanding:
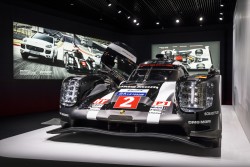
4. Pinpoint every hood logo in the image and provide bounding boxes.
[120,110,125,114]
